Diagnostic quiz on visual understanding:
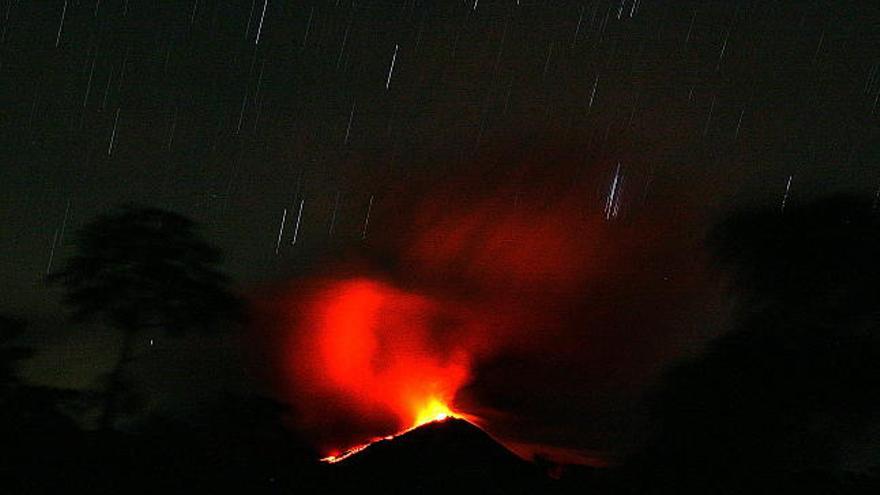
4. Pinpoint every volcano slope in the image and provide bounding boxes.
[322,417,552,494]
